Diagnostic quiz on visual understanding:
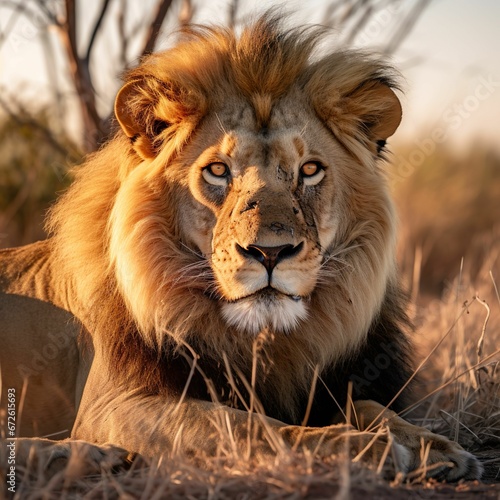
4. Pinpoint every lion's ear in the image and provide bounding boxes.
[114,80,166,159]
[310,75,402,155]
[336,80,402,154]
[115,81,141,139]
[349,81,402,149]
[115,76,206,160]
